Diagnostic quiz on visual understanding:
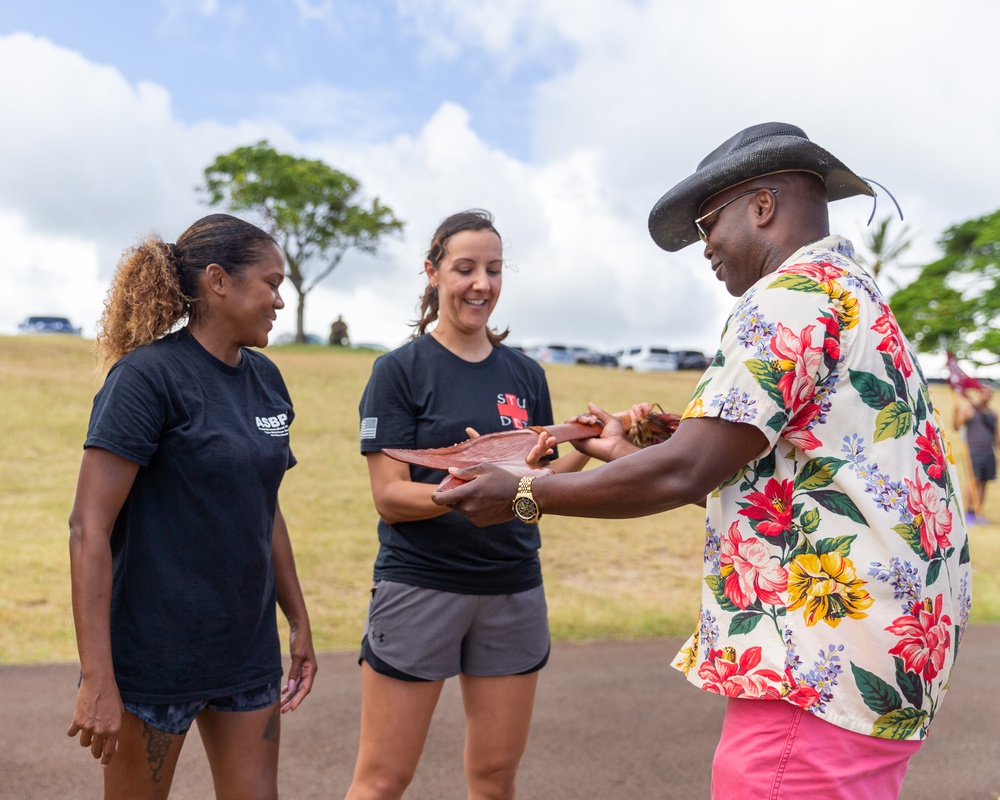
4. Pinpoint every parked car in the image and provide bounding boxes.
[616,345,679,372]
[673,350,710,370]
[273,332,325,345]
[17,316,82,335]
[349,342,389,353]
[570,346,618,367]
[527,344,577,365]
